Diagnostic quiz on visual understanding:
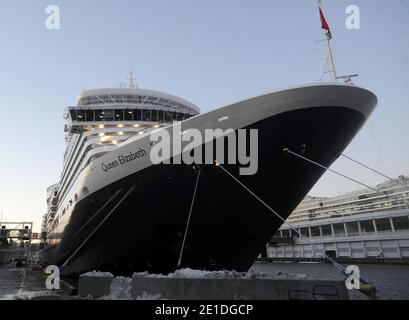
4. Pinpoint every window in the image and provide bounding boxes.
[300,227,309,238]
[95,109,105,121]
[282,229,290,237]
[376,218,392,232]
[310,226,321,237]
[143,110,151,121]
[346,222,359,236]
[82,187,90,196]
[333,223,346,237]
[158,110,164,122]
[151,110,158,122]
[321,225,332,236]
[165,111,173,122]
[125,109,133,121]
[85,110,95,121]
[360,220,375,234]
[133,109,142,121]
[70,109,77,121]
[115,109,124,121]
[392,216,409,231]
[104,109,114,121]
[77,110,86,122]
